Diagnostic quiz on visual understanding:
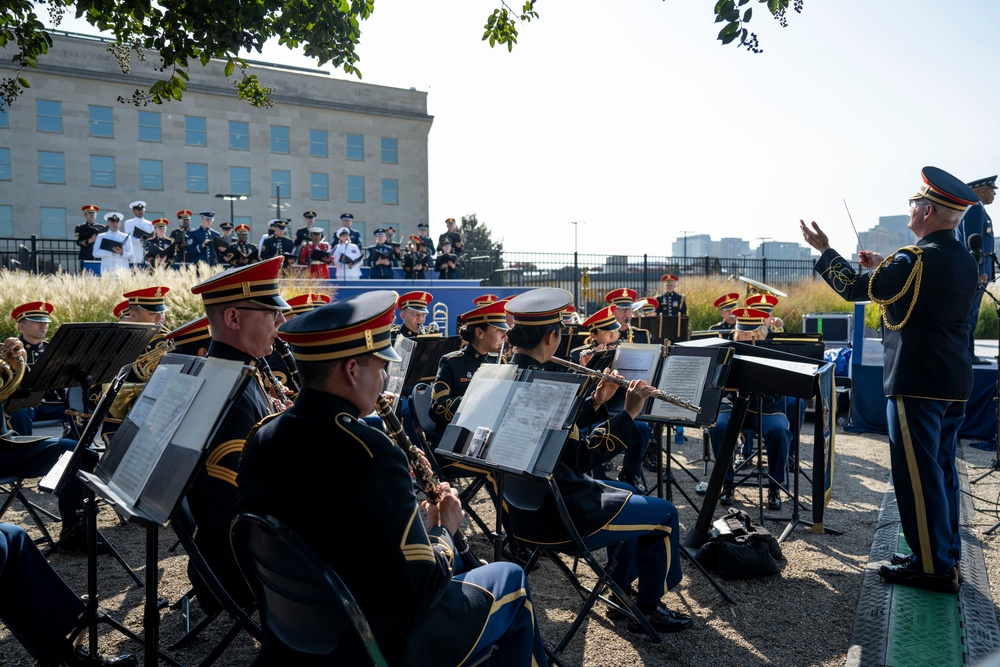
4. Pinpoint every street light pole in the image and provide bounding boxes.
[569,221,584,308]
[215,193,249,225]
